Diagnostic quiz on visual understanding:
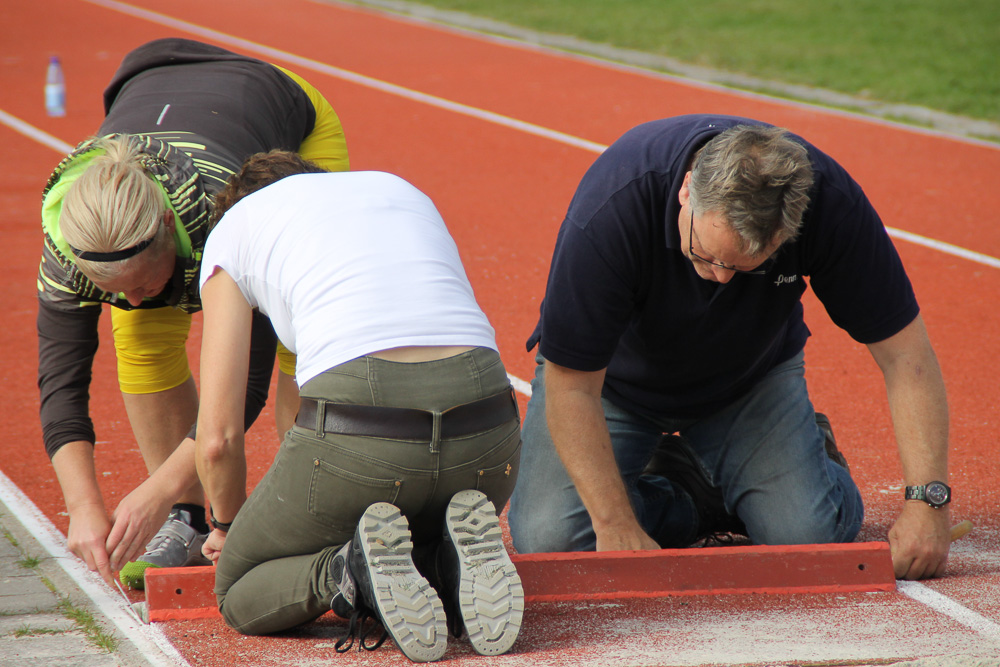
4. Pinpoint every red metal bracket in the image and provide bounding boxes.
[144,541,895,621]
